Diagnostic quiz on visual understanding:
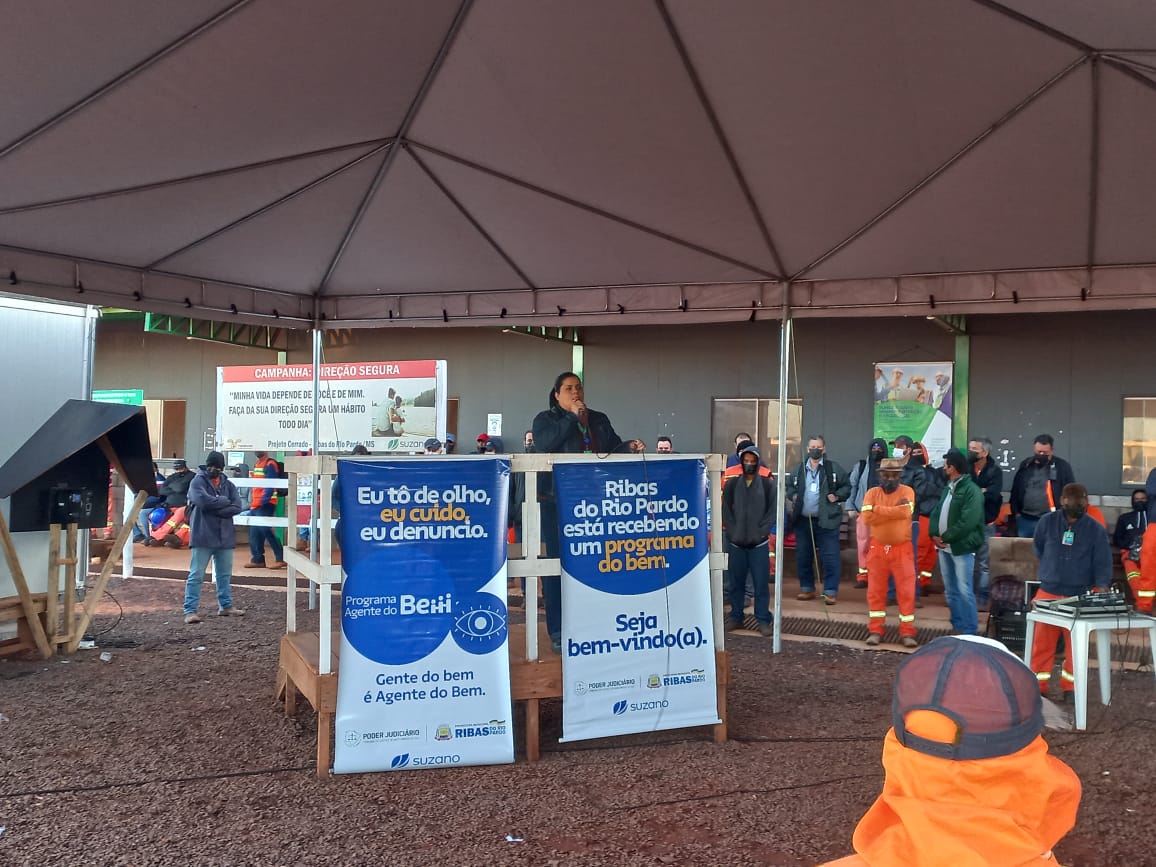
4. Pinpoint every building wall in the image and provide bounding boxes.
[93,310,1153,497]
